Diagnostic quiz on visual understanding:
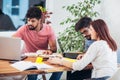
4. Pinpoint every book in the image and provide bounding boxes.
[11,61,53,71]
